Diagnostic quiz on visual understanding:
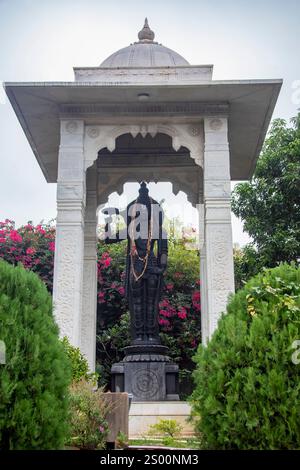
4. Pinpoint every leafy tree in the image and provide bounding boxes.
[191,263,300,449]
[233,245,265,291]
[232,115,300,281]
